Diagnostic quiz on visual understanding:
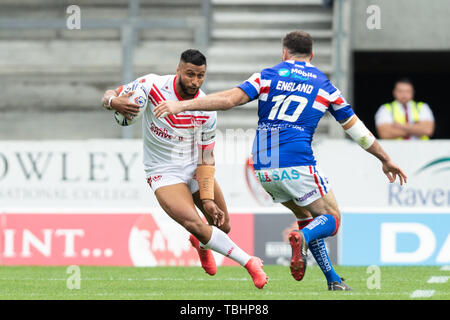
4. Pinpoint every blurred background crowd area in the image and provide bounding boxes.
[0,0,449,140]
